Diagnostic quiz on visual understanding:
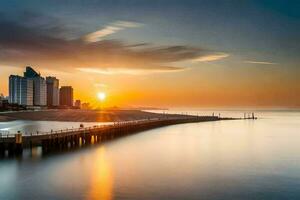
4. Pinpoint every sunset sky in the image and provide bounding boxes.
[0,0,300,108]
